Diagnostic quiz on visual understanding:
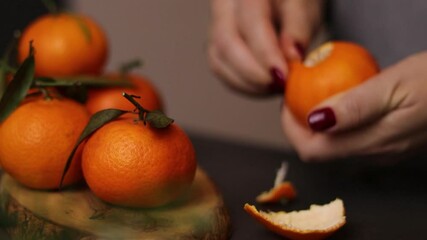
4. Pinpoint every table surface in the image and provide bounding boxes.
[191,133,427,240]
[1,133,427,240]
